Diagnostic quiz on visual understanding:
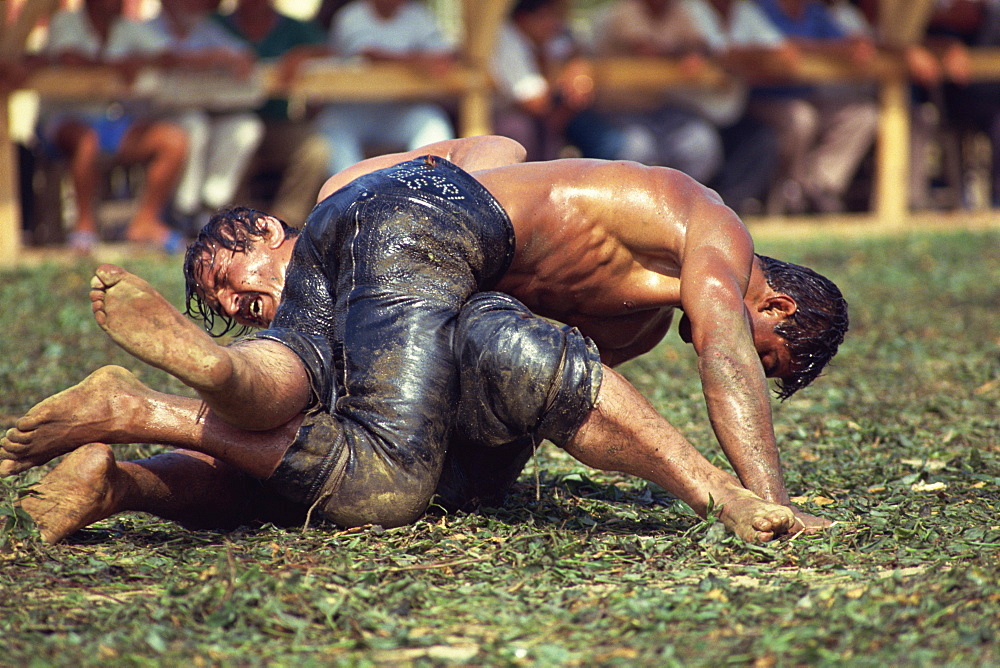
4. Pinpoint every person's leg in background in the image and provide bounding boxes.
[711,115,779,214]
[750,97,819,216]
[51,119,102,252]
[646,107,723,185]
[315,103,371,176]
[201,112,265,215]
[171,109,211,223]
[115,118,188,249]
[805,97,878,213]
